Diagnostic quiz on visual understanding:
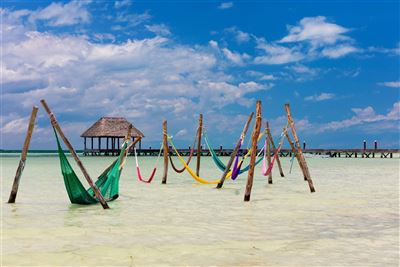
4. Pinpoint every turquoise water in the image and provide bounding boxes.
[1,154,399,266]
